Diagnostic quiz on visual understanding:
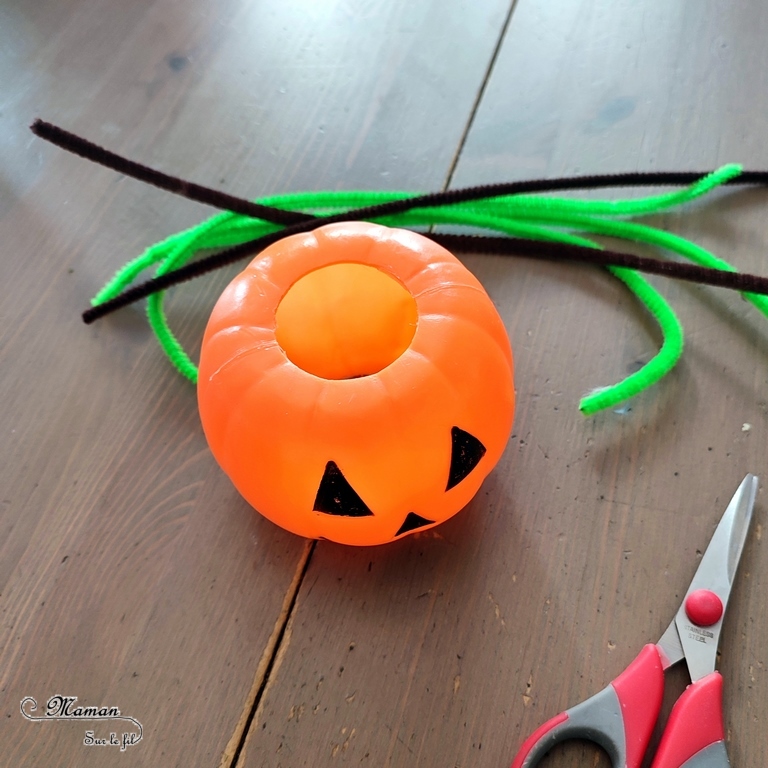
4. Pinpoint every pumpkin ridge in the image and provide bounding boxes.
[204,343,281,385]
[204,273,284,338]
[399,255,457,280]
[214,357,312,449]
[417,310,513,369]
[400,348,464,403]
[412,281,489,300]
[405,255,485,286]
